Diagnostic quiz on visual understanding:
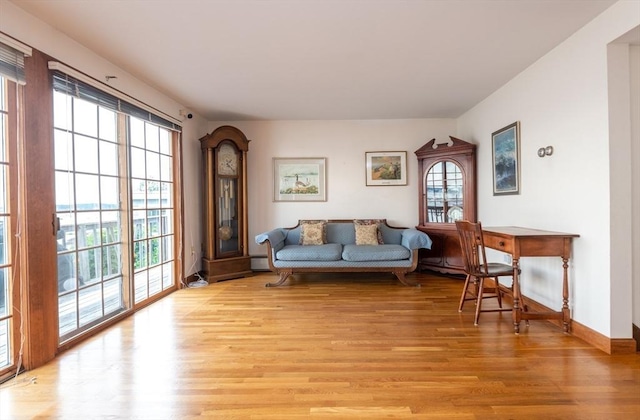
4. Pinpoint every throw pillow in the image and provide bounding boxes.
[354,219,385,244]
[299,220,327,245]
[355,223,379,245]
